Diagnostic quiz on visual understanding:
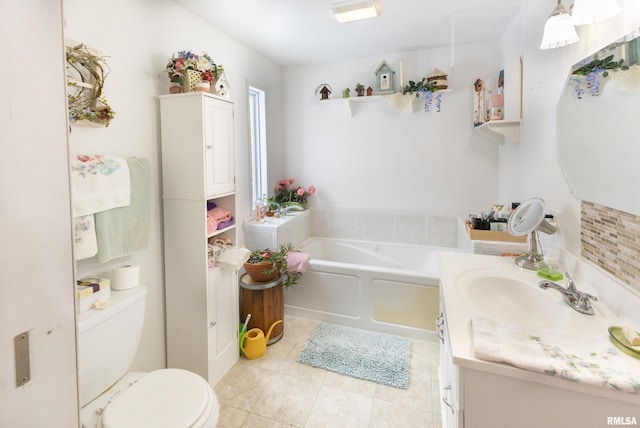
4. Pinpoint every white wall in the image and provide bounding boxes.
[282,42,505,219]
[499,0,640,255]
[64,0,283,371]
